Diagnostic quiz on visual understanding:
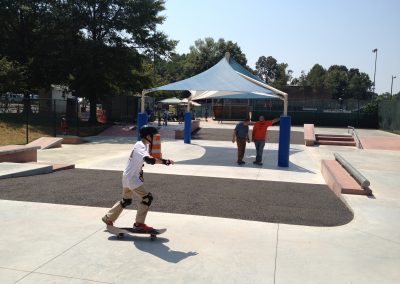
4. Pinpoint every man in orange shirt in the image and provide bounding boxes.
[252,115,280,165]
